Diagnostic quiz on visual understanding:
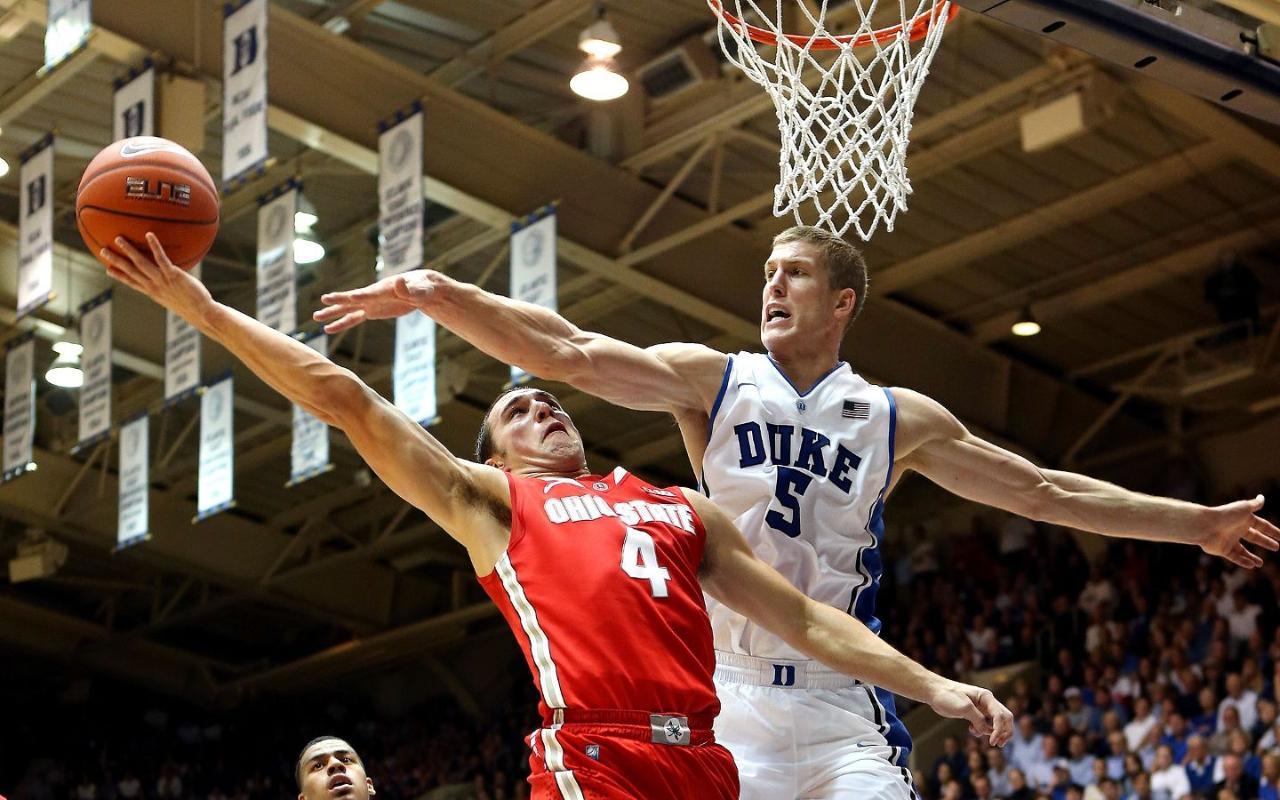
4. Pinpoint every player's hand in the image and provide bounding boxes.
[100,233,214,324]
[925,679,1013,747]
[1196,495,1280,569]
[314,269,442,333]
